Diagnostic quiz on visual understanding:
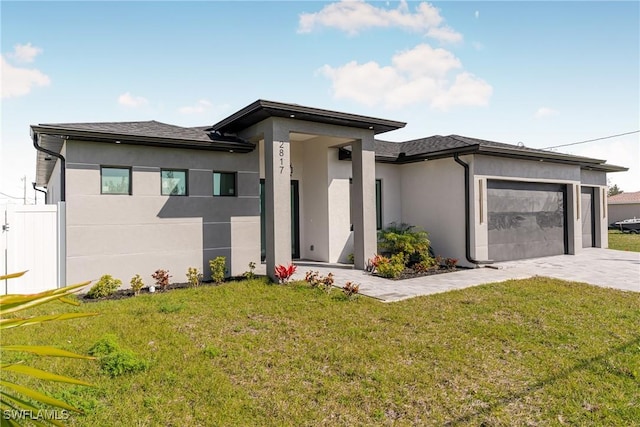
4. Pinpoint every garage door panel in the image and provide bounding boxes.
[488,181,567,261]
